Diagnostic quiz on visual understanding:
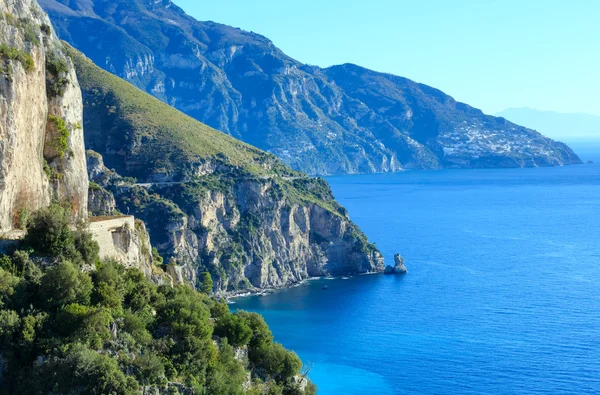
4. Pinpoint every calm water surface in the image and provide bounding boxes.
[234,154,600,394]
